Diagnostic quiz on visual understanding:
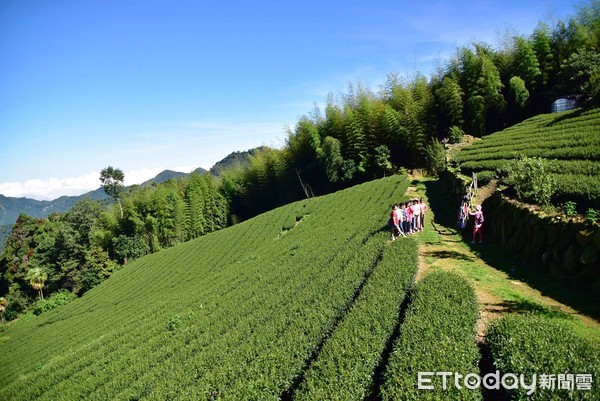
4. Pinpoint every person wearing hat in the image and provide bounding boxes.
[469,205,484,243]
